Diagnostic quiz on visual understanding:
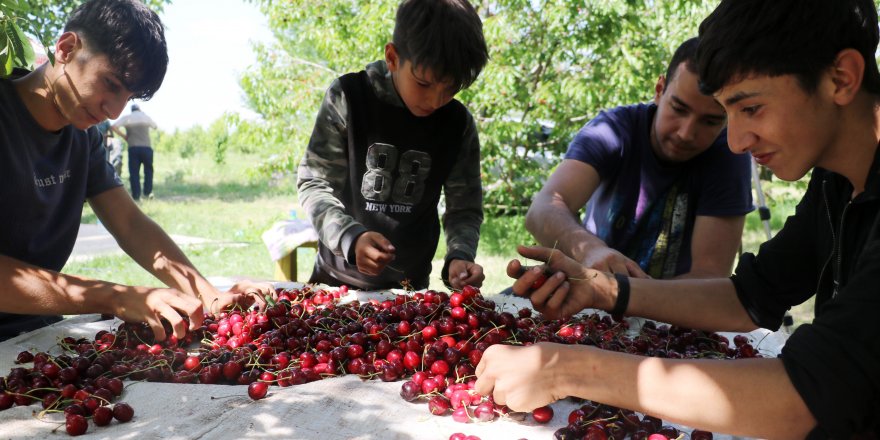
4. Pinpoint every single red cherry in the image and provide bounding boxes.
[92,406,113,426]
[248,381,269,400]
[65,414,88,436]
[532,405,554,423]
[531,272,549,290]
[112,402,134,423]
[691,430,714,440]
